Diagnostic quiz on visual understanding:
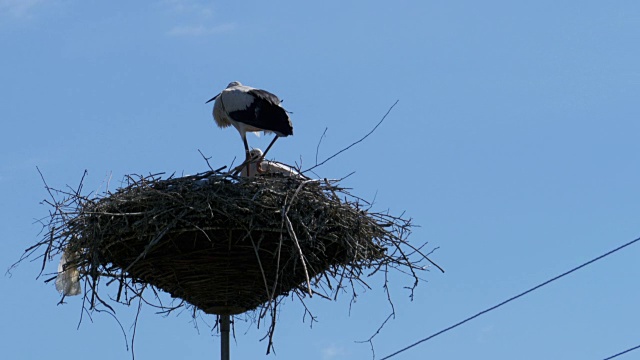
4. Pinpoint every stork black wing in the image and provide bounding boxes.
[228,89,293,137]
[248,89,281,106]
